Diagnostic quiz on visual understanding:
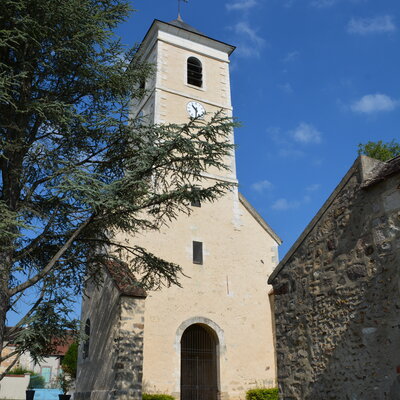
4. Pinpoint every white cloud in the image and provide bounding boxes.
[303,195,312,203]
[347,15,396,35]
[233,21,265,57]
[310,0,337,7]
[278,147,304,158]
[226,0,258,11]
[234,22,265,46]
[271,184,321,211]
[351,94,398,114]
[251,180,273,192]
[267,123,321,159]
[278,82,293,94]
[306,183,321,192]
[310,0,365,8]
[271,186,321,211]
[291,122,322,144]
[283,51,299,63]
[284,0,296,7]
[271,198,300,211]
